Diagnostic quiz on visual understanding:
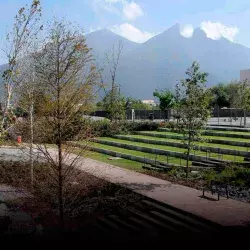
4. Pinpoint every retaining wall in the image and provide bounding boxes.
[158,128,250,139]
[205,126,250,132]
[135,131,250,148]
